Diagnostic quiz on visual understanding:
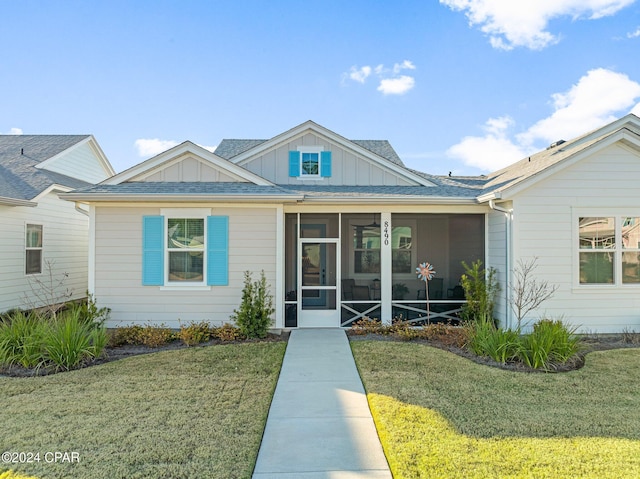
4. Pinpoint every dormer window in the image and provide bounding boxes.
[289,147,332,179]
[301,152,320,176]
